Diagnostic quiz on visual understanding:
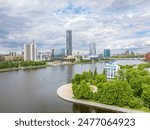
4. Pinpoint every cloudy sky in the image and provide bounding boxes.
[0,0,150,54]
